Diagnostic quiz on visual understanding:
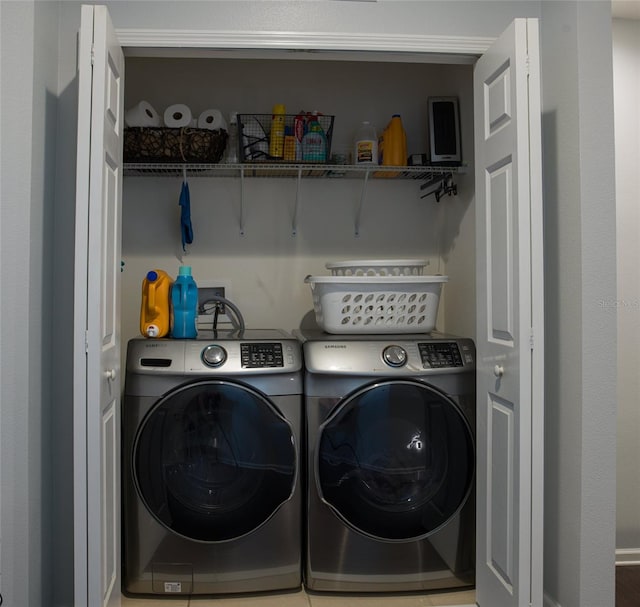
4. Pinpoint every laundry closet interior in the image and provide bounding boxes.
[120,51,477,346]
[119,44,482,602]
